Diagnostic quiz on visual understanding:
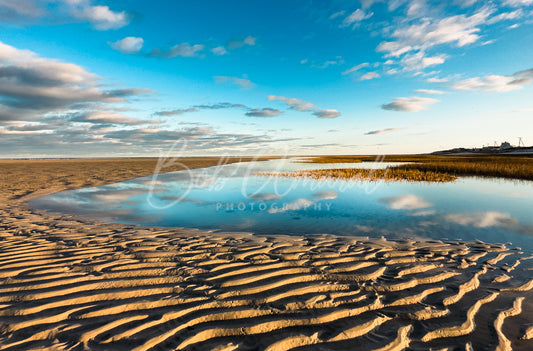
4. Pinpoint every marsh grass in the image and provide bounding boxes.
[258,168,457,182]
[303,155,533,181]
